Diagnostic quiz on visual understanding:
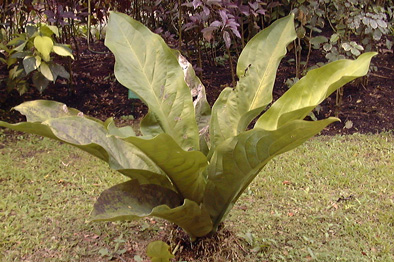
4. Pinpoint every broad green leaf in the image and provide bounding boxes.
[0,101,171,186]
[123,133,208,203]
[91,180,213,238]
[7,36,26,46]
[105,12,199,151]
[32,71,50,92]
[10,51,30,59]
[50,63,70,80]
[39,61,54,81]
[13,100,81,122]
[204,118,338,230]
[40,24,59,37]
[255,52,377,130]
[23,56,37,75]
[2,101,208,195]
[147,241,175,262]
[34,35,53,61]
[91,180,182,220]
[53,44,74,59]
[0,118,172,188]
[0,120,61,140]
[150,199,212,238]
[1,100,208,196]
[7,57,17,67]
[48,25,59,37]
[26,25,37,38]
[210,14,297,151]
[310,36,328,48]
[105,117,136,137]
[0,43,10,53]
[13,41,27,52]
